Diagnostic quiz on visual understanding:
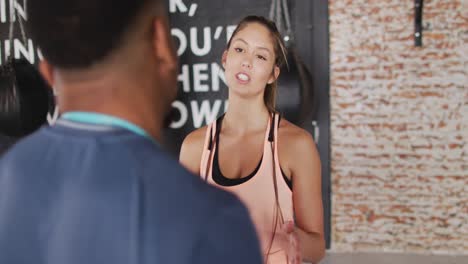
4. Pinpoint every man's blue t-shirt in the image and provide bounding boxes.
[0,119,262,264]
